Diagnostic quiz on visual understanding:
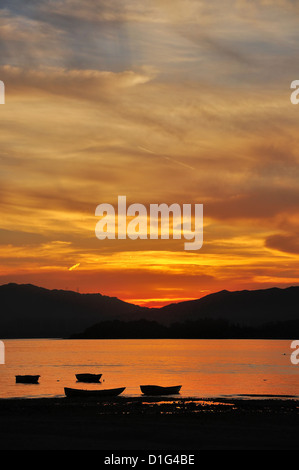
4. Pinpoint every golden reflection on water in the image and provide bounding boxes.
[0,339,298,399]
